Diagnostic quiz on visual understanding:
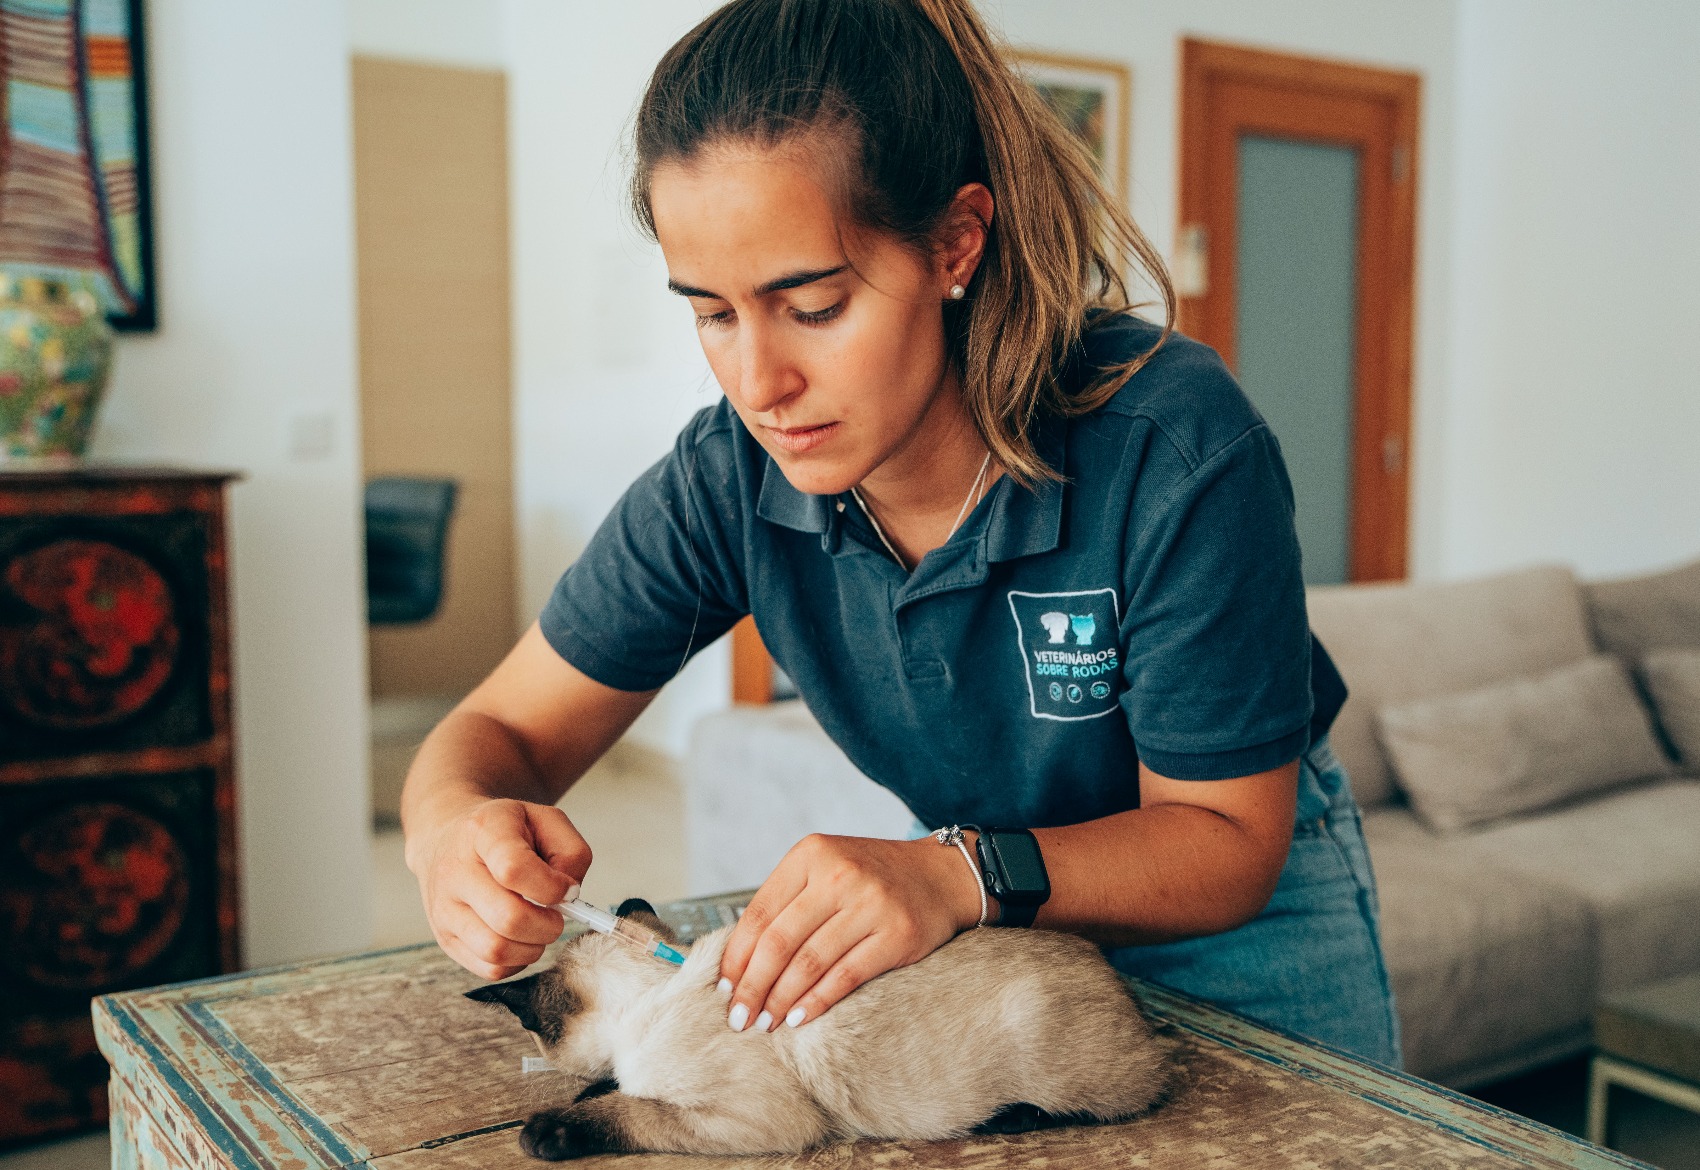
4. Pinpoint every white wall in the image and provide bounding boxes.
[348,0,506,69]
[986,0,1460,580]
[1441,0,1700,580]
[506,0,729,757]
[90,0,370,966]
[348,0,734,759]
